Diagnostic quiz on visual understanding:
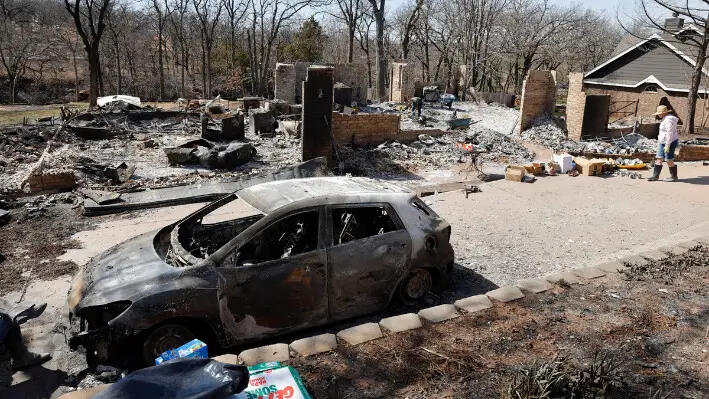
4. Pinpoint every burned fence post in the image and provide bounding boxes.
[301,66,334,163]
